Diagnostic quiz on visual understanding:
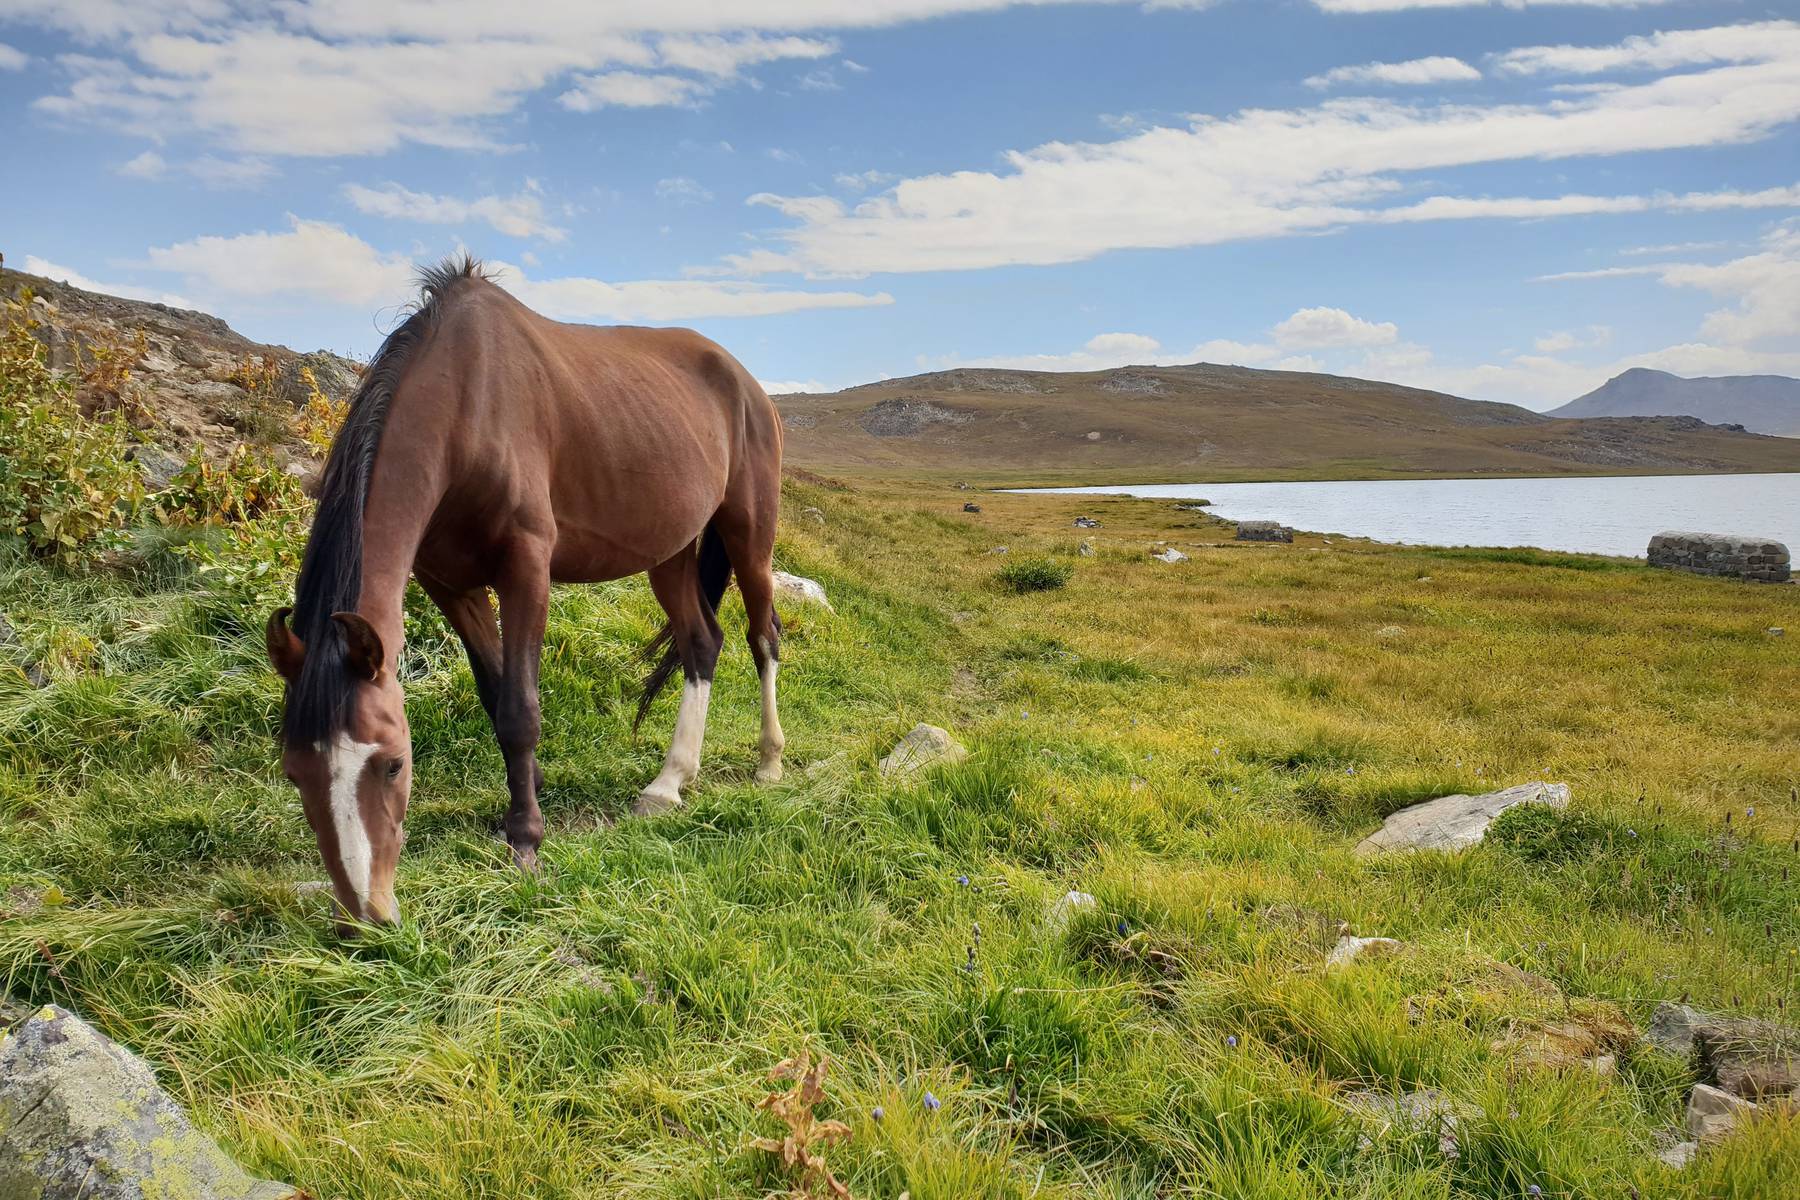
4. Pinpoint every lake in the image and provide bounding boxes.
[1018,473,1800,559]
